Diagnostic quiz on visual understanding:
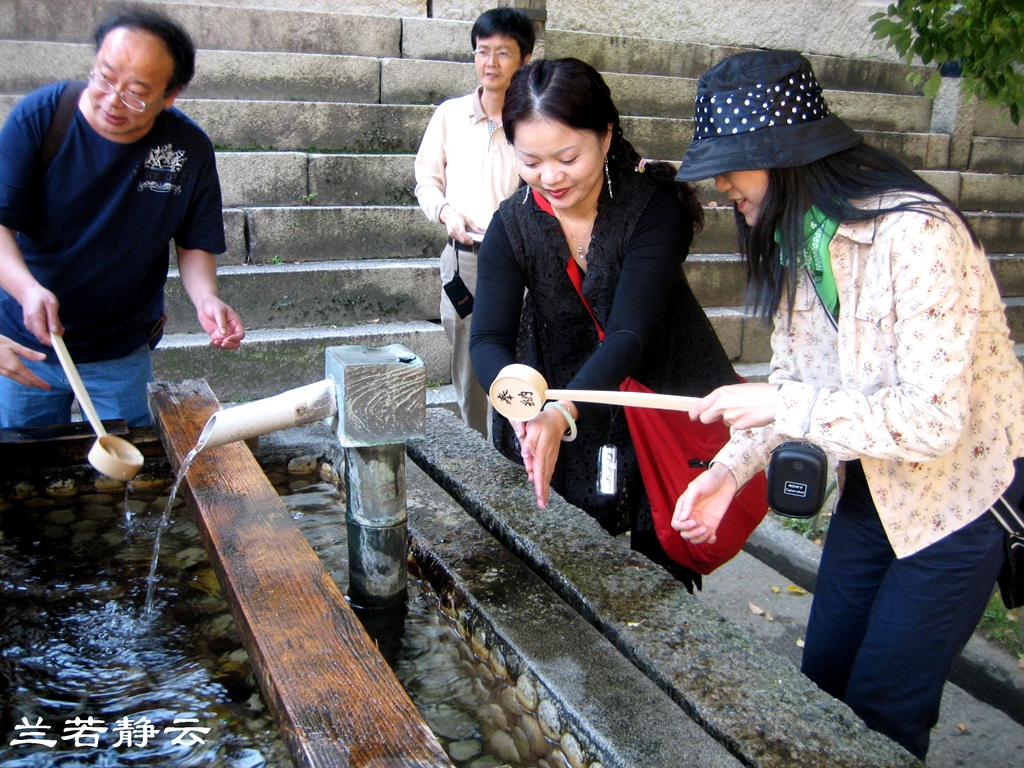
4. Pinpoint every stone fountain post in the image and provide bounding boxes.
[325,344,425,609]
